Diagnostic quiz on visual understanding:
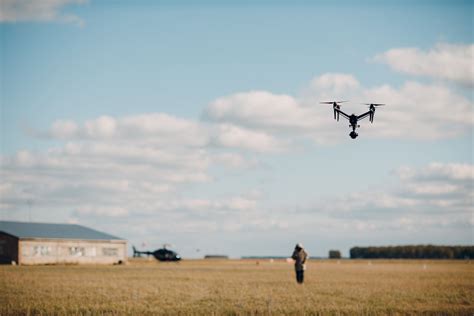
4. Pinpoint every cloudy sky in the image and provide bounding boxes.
[1,0,472,258]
